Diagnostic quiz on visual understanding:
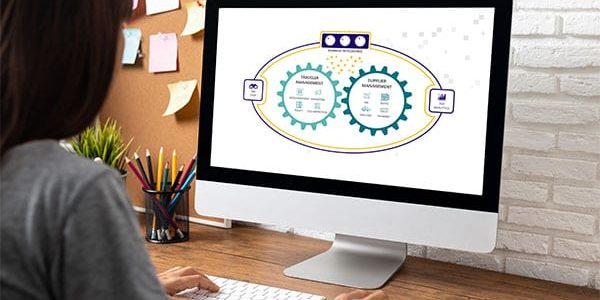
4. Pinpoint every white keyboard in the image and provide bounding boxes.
[175,275,326,300]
